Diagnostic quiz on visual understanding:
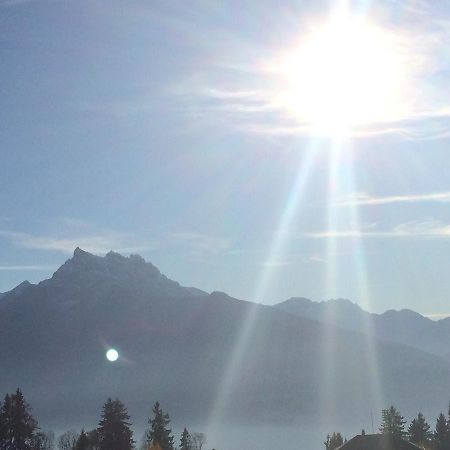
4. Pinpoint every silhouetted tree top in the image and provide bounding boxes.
[97,398,134,450]
[324,432,344,450]
[180,428,192,450]
[75,428,90,450]
[0,388,38,450]
[380,406,407,438]
[433,413,449,450]
[145,402,174,450]
[408,412,431,446]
